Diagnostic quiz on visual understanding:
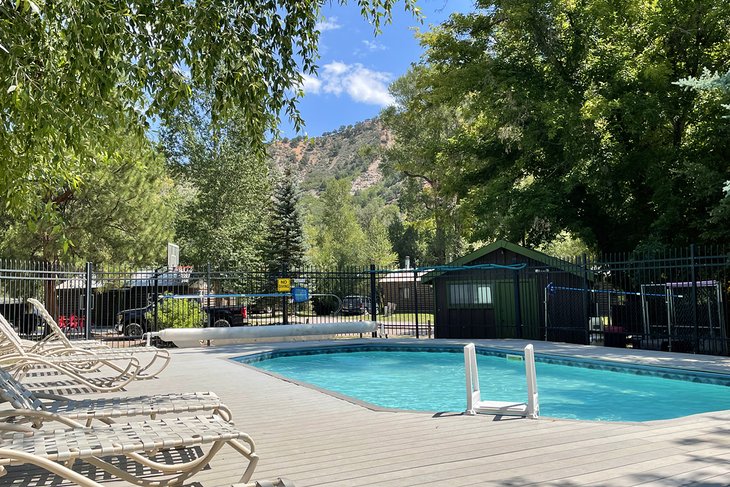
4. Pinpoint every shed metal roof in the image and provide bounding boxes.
[422,240,592,283]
